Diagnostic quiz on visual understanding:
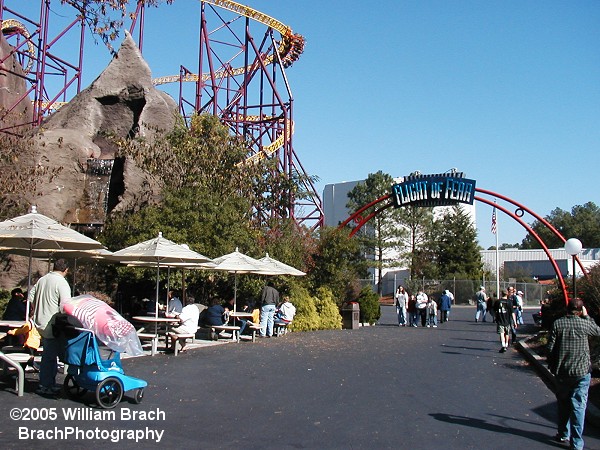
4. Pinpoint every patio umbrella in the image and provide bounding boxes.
[110,232,213,318]
[258,253,306,276]
[0,247,113,296]
[0,205,105,319]
[210,248,270,312]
